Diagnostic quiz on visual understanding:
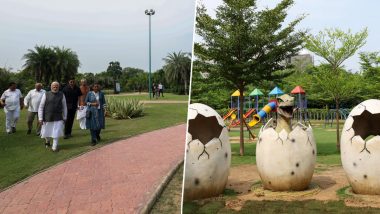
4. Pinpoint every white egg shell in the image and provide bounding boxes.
[256,124,316,191]
[341,99,380,195]
[184,103,231,201]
